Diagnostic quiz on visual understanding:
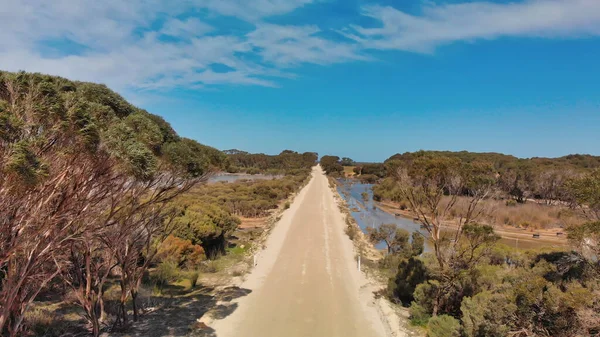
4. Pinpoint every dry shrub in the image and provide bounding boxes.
[157,235,205,269]
[345,216,358,240]
[23,307,81,337]
[440,196,586,229]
